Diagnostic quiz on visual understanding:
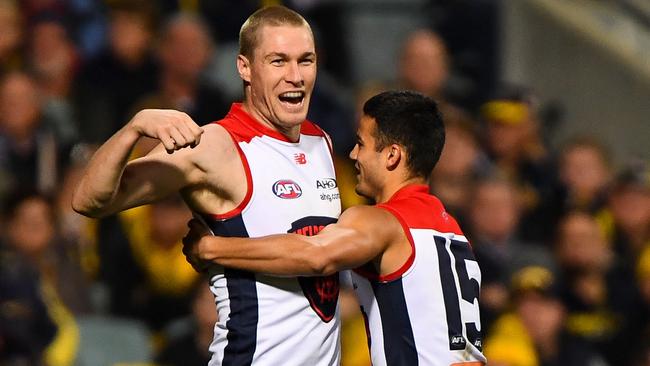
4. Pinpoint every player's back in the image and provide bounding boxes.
[200,104,342,366]
[351,184,486,366]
